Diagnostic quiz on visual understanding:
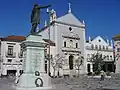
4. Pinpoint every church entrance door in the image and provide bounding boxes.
[69,55,74,70]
